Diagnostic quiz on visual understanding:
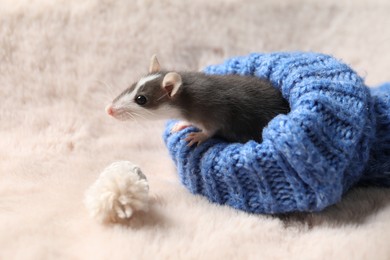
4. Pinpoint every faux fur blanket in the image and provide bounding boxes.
[1,0,389,259]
